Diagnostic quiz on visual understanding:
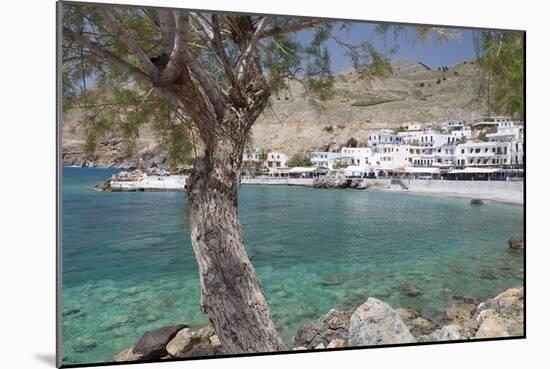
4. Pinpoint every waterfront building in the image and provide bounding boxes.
[340,147,373,167]
[310,151,341,169]
[433,145,456,167]
[265,151,288,168]
[454,141,511,167]
[243,147,262,167]
[408,145,436,167]
[372,143,411,169]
